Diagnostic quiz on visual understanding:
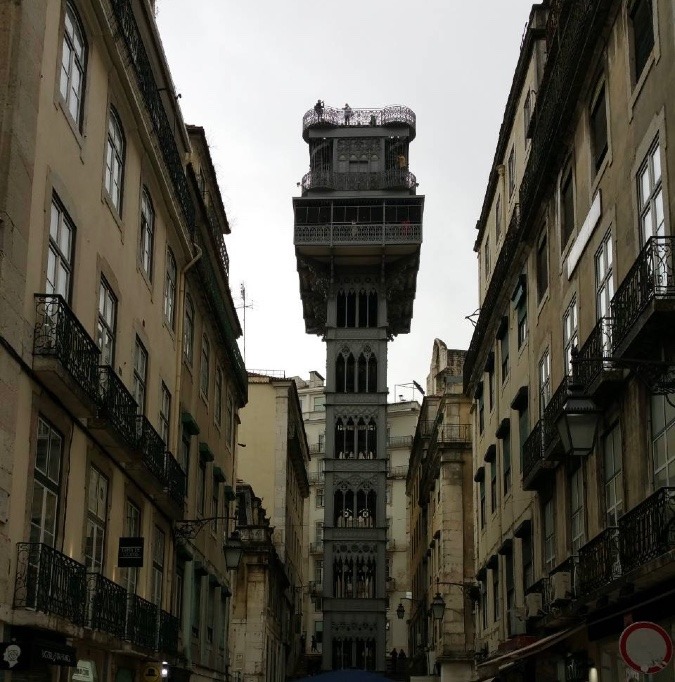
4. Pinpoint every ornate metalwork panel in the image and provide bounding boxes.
[87,572,127,639]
